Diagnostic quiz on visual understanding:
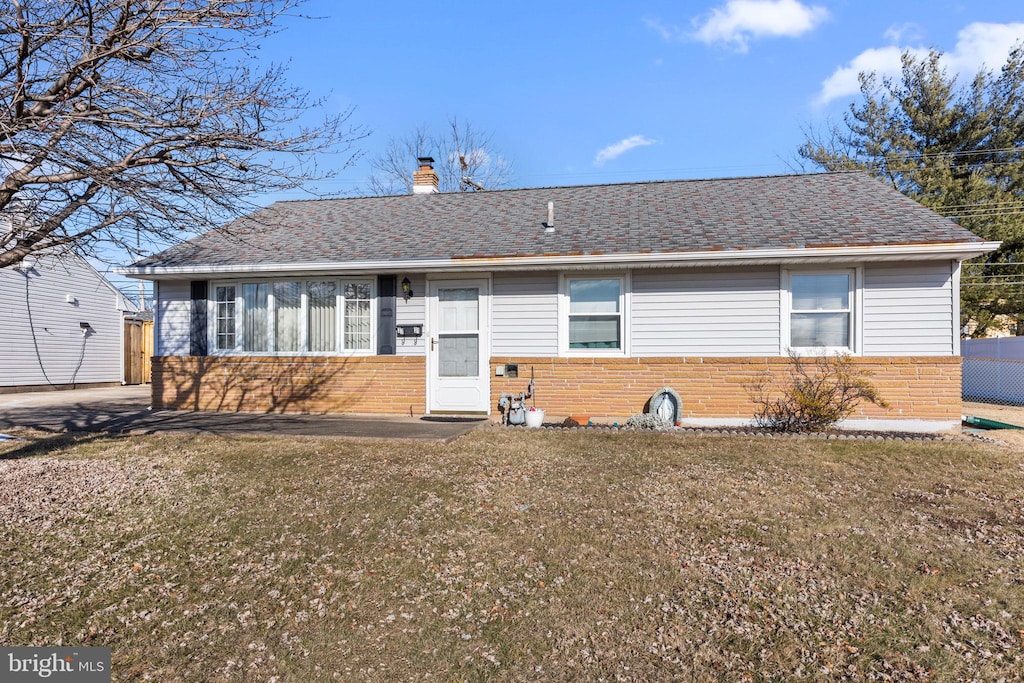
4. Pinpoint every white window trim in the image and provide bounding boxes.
[212,284,237,354]
[207,277,376,356]
[558,272,631,357]
[781,267,862,356]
